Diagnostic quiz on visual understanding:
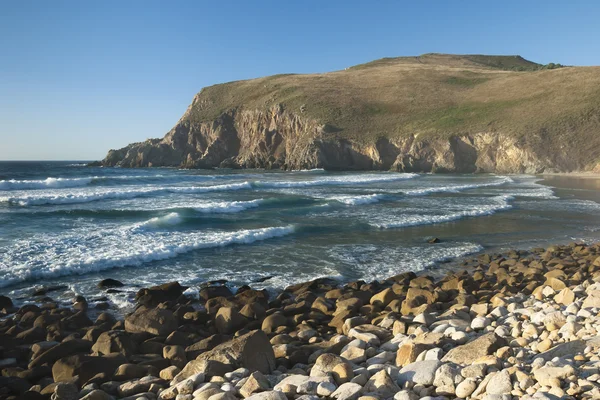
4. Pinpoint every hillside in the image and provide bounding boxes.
[102,54,600,173]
